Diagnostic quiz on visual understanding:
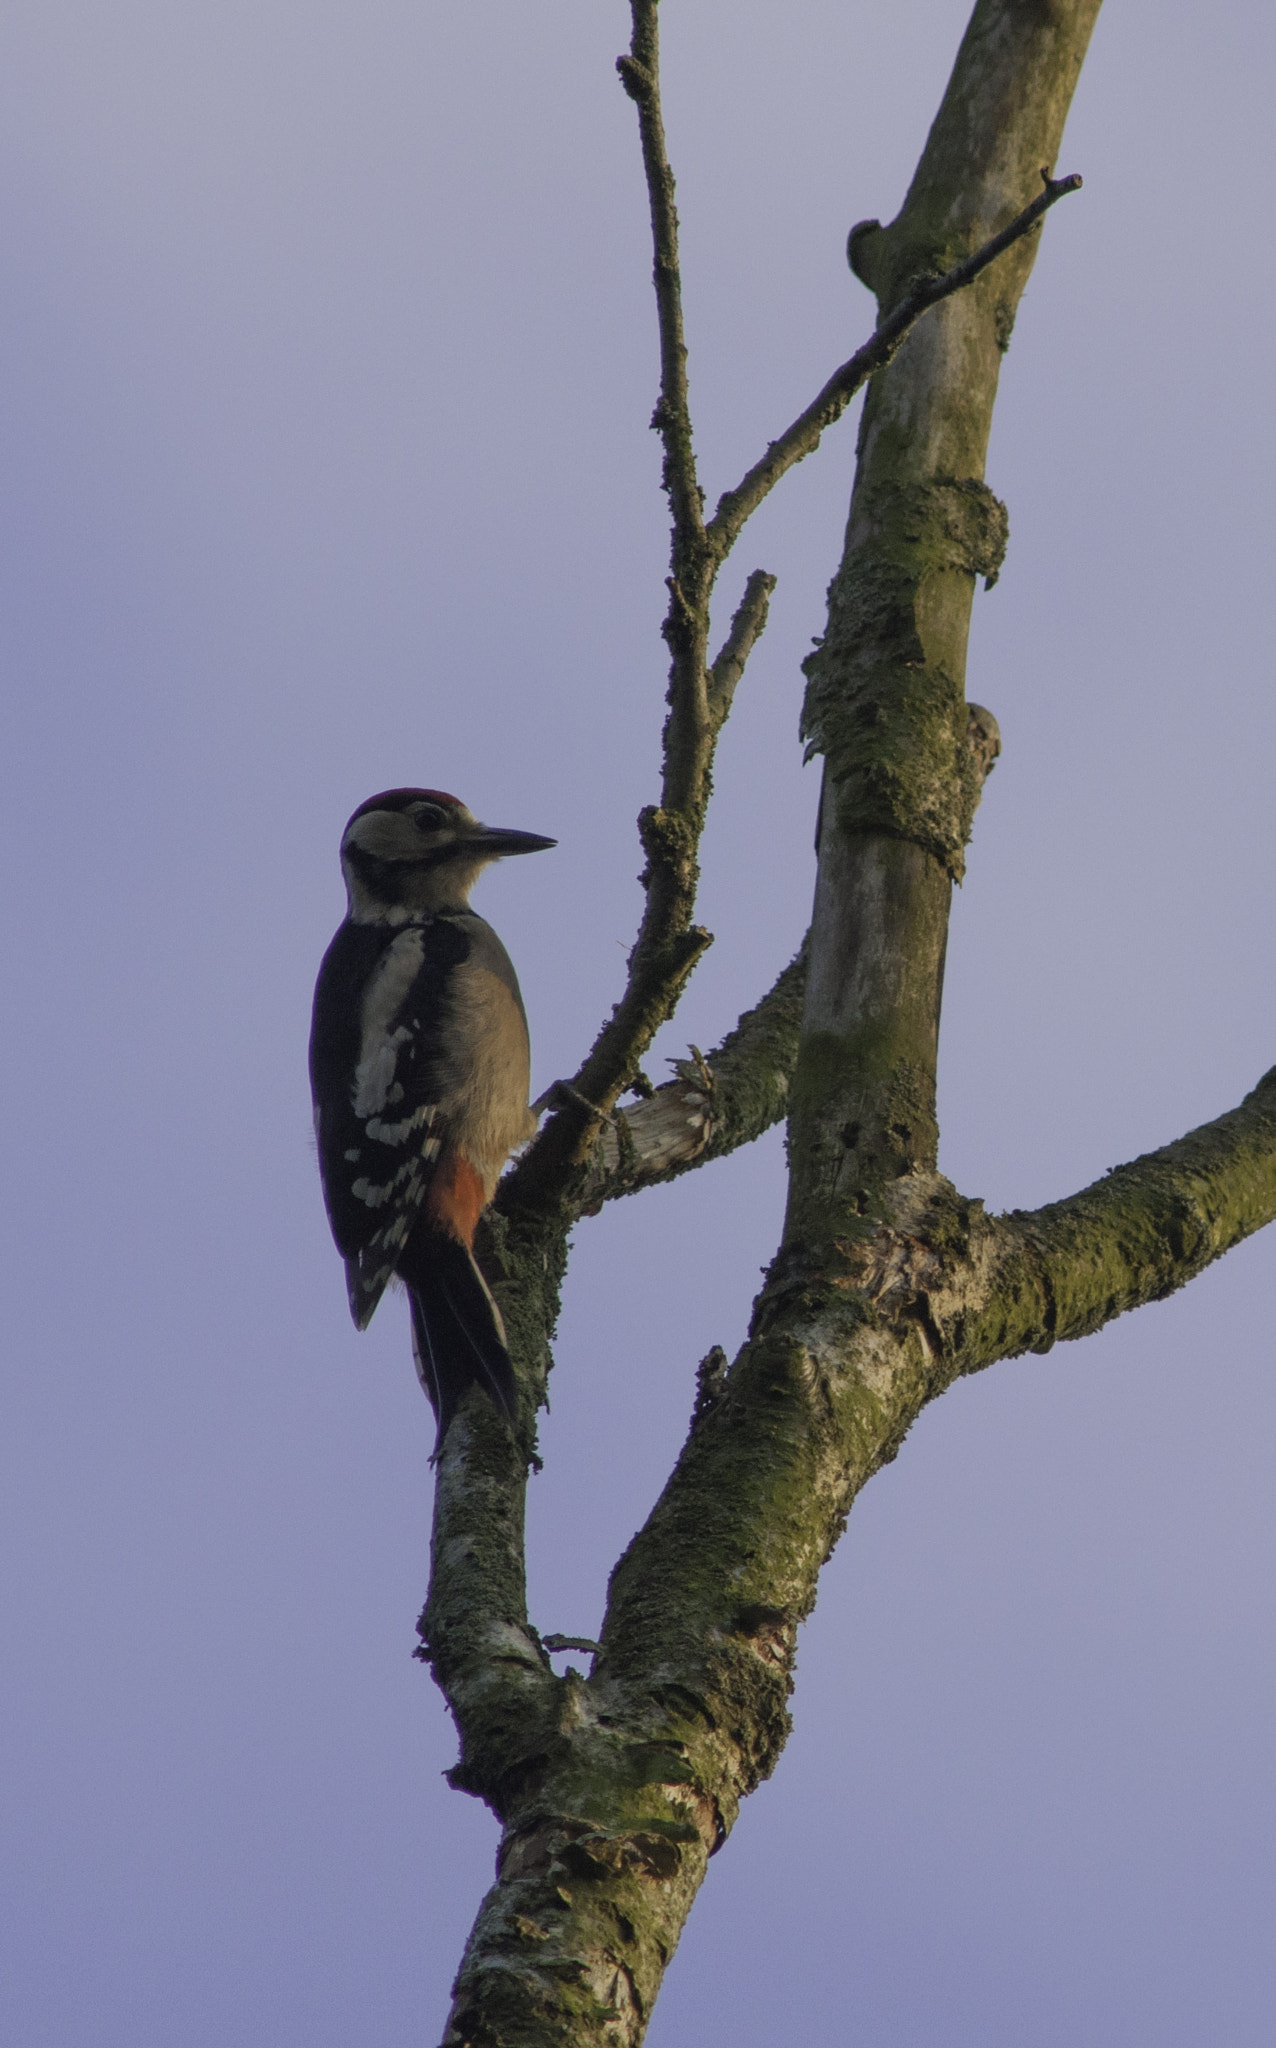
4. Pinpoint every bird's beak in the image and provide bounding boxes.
[472,826,557,858]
